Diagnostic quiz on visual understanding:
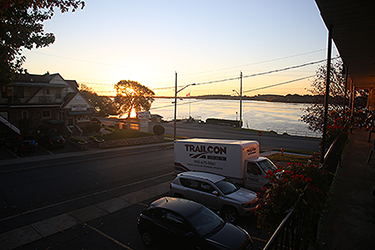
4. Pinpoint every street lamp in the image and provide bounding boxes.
[174,72,196,141]
[233,71,243,128]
